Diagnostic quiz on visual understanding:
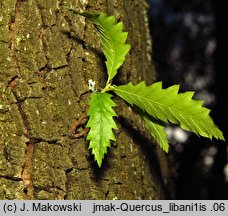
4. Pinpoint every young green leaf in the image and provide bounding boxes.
[143,115,169,152]
[86,92,117,167]
[91,13,131,83]
[134,106,169,152]
[113,81,224,141]
[68,9,131,83]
